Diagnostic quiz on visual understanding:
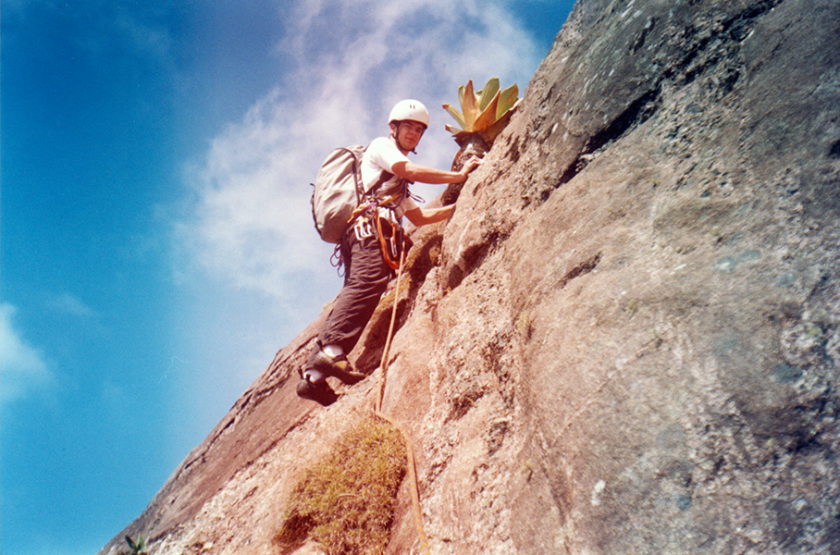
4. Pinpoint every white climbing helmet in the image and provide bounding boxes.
[388,99,429,129]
